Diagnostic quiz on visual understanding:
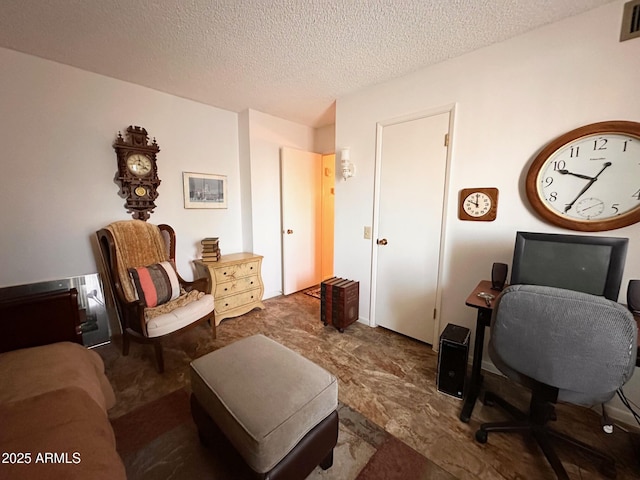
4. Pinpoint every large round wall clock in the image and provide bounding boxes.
[525,121,640,232]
